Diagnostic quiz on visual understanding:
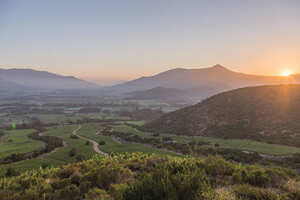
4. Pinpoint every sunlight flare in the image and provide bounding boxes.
[281,70,292,77]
